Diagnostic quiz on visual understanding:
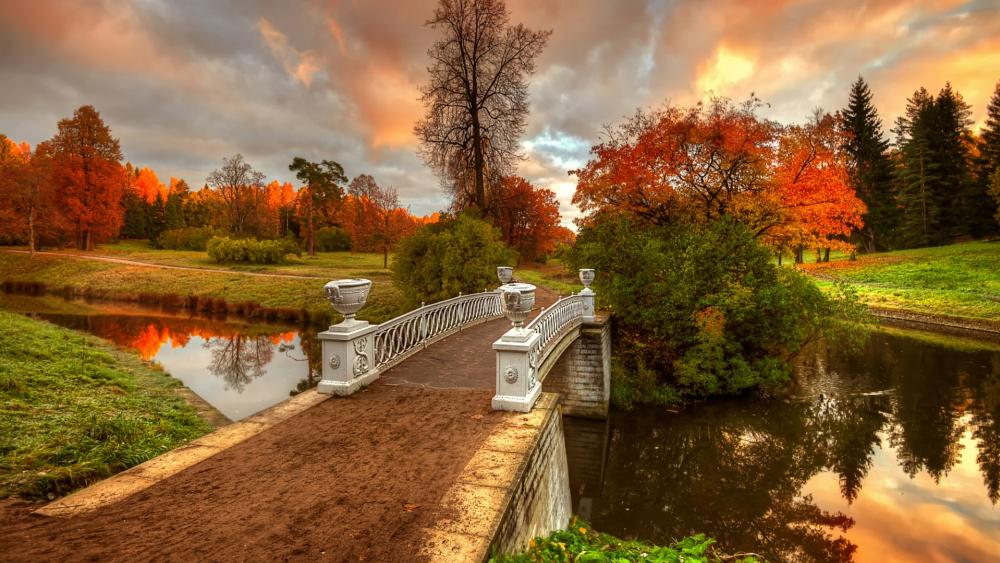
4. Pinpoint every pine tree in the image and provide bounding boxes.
[932,82,975,238]
[894,88,942,247]
[839,77,896,251]
[974,80,1000,235]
